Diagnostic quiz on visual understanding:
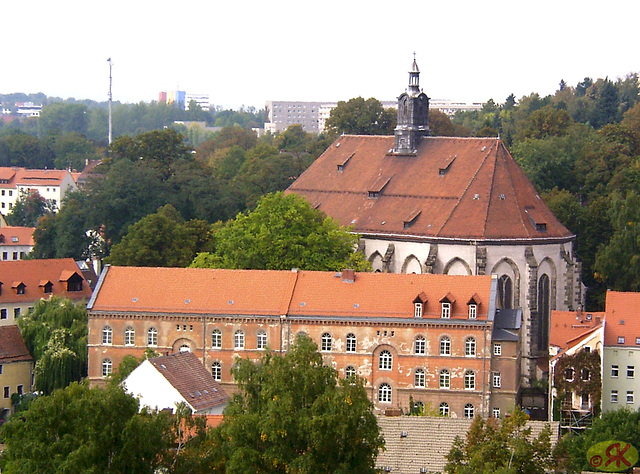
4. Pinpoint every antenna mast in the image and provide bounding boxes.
[107,58,113,145]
